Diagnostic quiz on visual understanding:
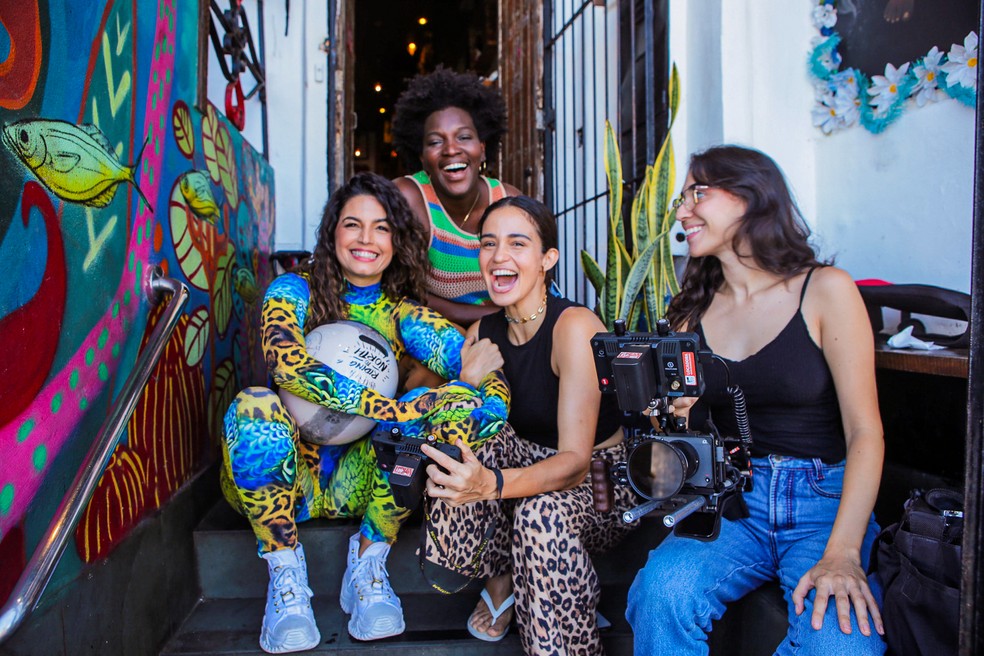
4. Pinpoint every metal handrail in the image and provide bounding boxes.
[0,267,189,644]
